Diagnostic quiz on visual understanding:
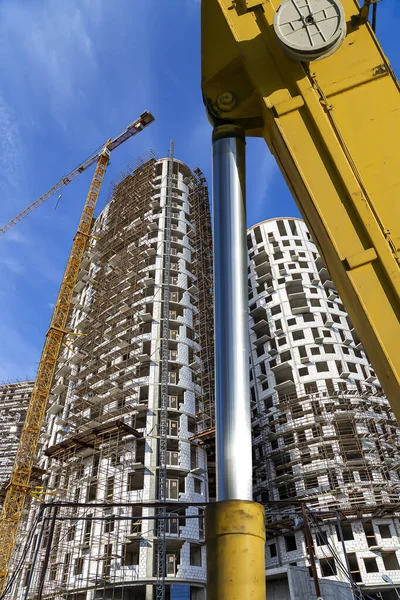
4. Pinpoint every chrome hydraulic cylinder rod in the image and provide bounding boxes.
[206,125,266,600]
[212,124,252,501]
